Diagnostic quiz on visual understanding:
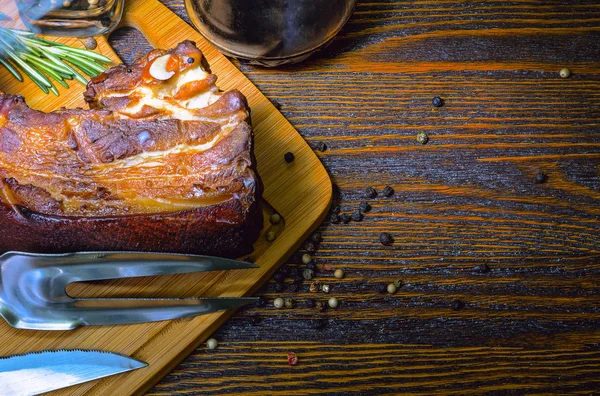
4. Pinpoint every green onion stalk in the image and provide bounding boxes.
[0,26,111,95]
